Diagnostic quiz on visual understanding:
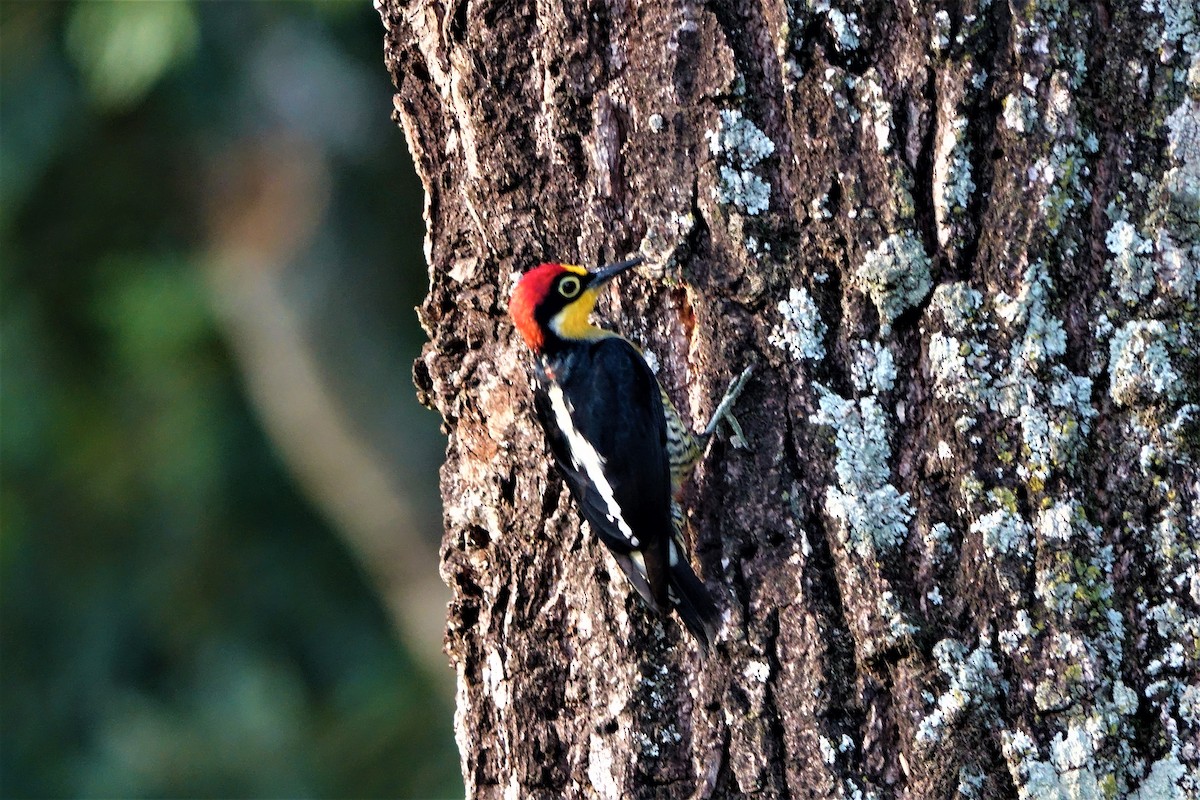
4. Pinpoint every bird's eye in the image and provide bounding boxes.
[558,275,582,298]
